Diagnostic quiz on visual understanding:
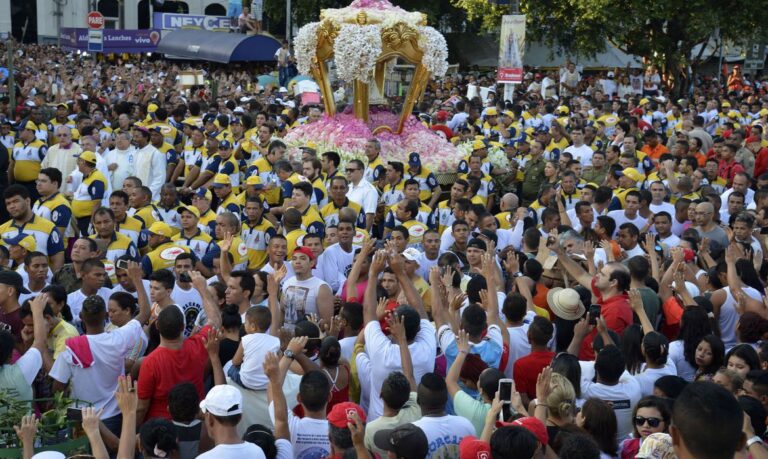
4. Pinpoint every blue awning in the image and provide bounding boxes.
[156,30,281,63]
